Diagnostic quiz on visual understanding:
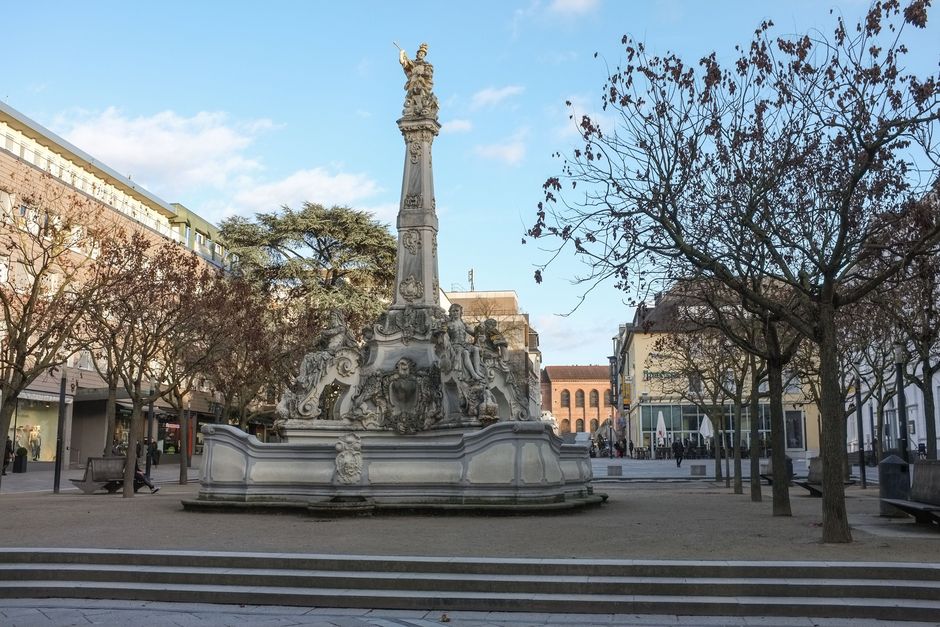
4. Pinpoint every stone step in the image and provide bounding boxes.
[2,549,938,621]
[2,548,938,581]
[0,580,938,622]
[1,564,938,601]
